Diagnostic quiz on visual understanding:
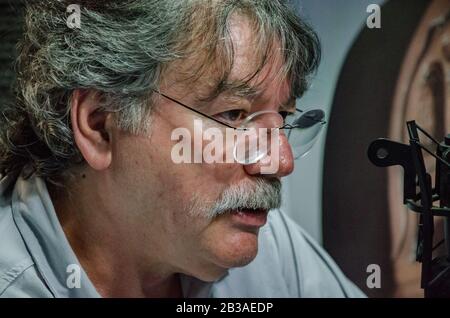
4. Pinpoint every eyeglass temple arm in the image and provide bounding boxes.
[278,108,327,130]
[151,89,236,129]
